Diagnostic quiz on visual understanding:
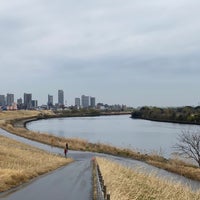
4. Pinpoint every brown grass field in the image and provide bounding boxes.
[0,135,73,192]
[1,110,200,183]
[96,157,200,200]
